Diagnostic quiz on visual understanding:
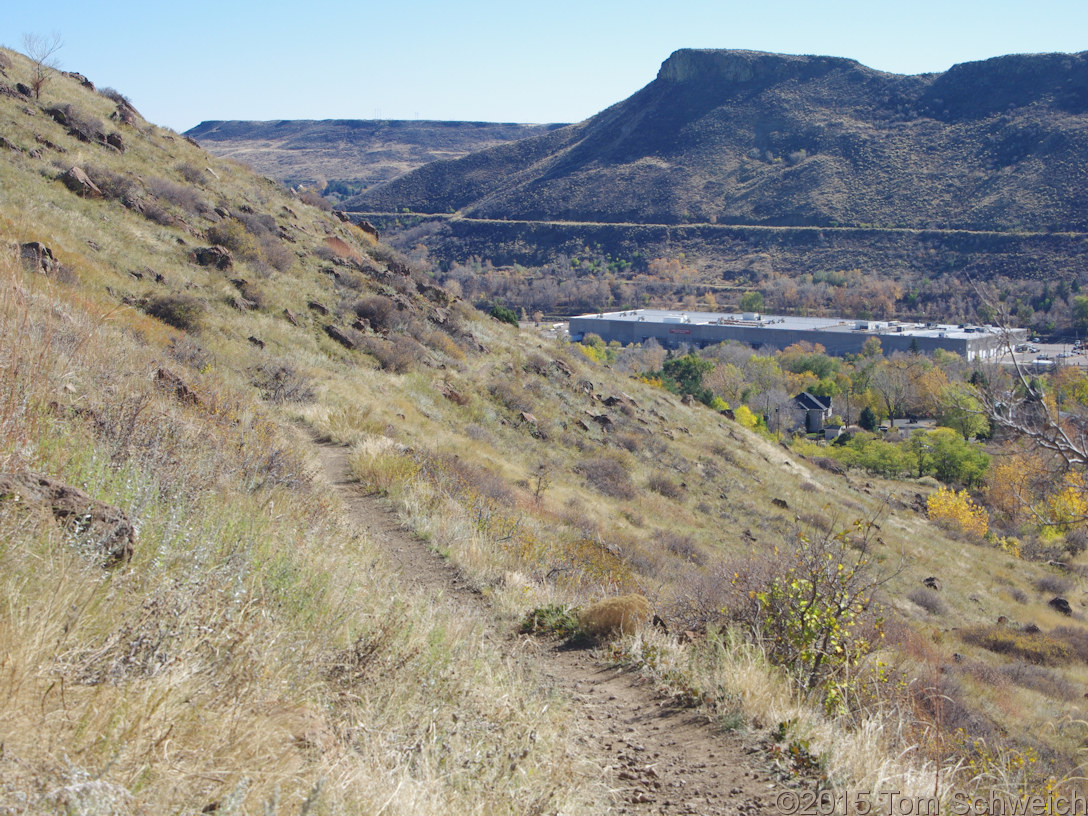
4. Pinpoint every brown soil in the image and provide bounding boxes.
[317,440,790,814]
